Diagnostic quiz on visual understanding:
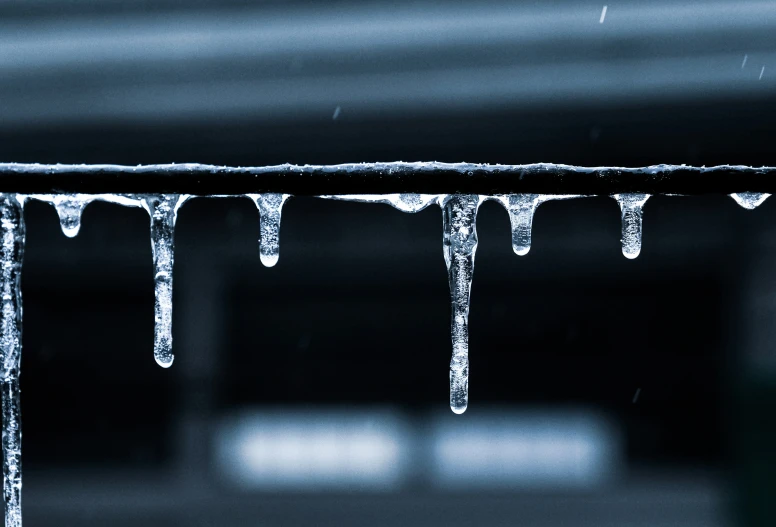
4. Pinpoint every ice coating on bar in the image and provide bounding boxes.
[320,193,439,213]
[0,195,24,527]
[52,195,93,237]
[730,192,771,210]
[142,195,187,368]
[443,195,480,414]
[614,194,649,259]
[247,194,290,267]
